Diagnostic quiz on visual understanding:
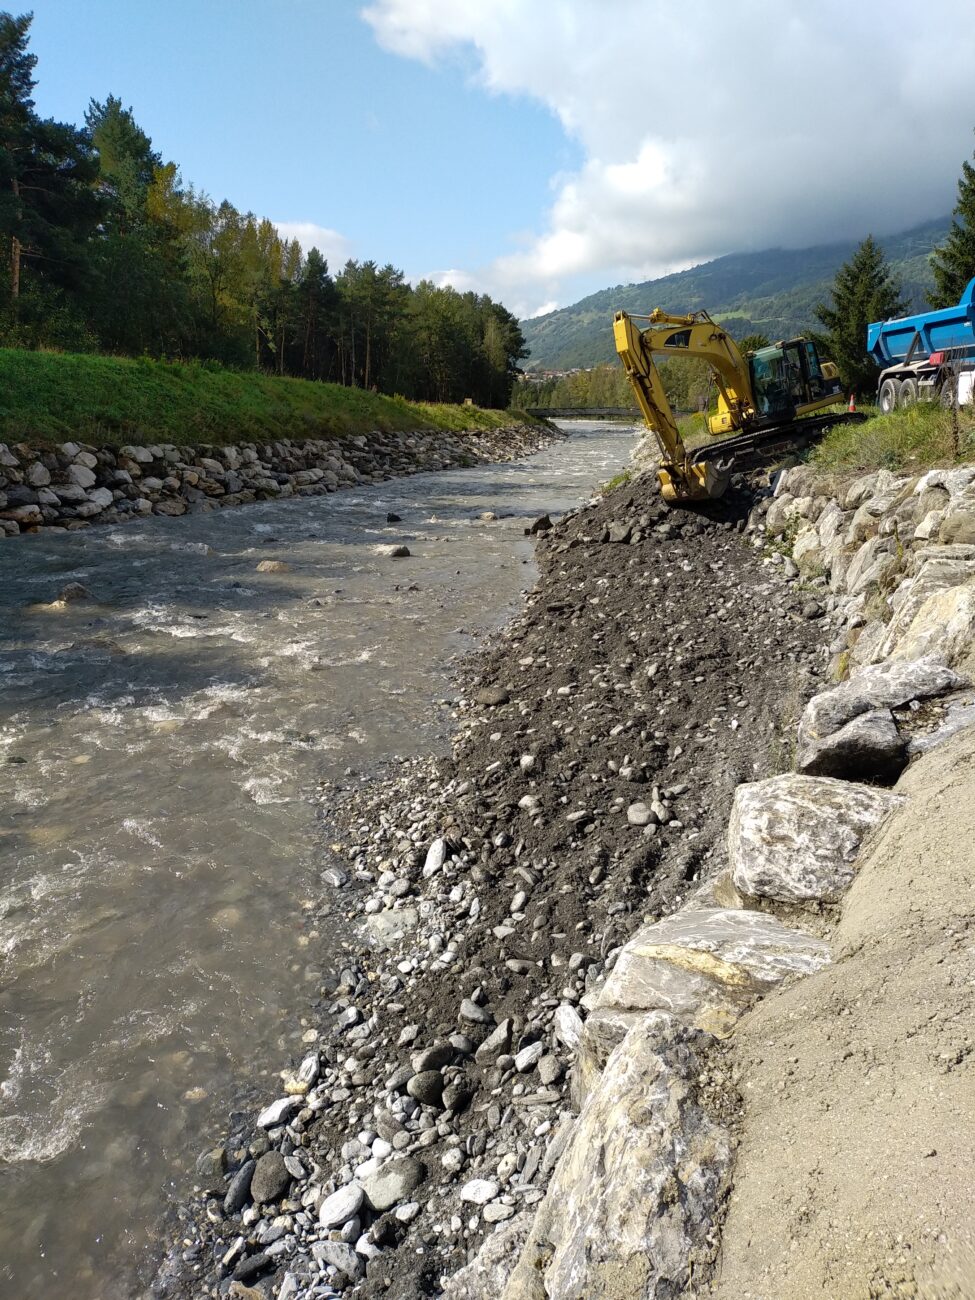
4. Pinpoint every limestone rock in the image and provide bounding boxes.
[792,524,822,572]
[575,904,829,1099]
[939,509,975,544]
[876,556,975,660]
[798,656,962,755]
[729,773,902,904]
[503,1013,733,1300]
[67,462,96,489]
[889,578,975,672]
[796,707,907,782]
[256,559,289,573]
[440,1211,534,1300]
